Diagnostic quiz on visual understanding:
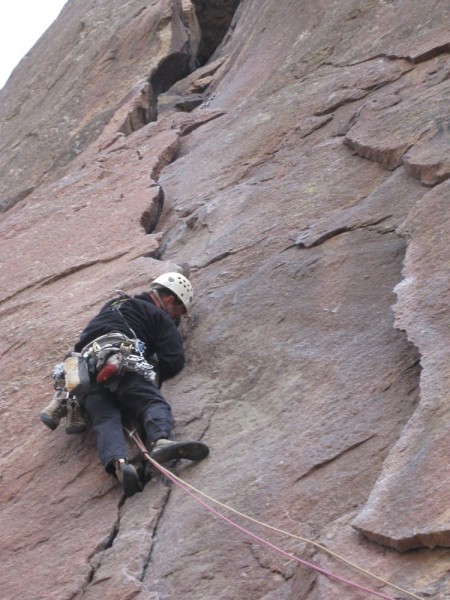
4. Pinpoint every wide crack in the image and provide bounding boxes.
[133,1,241,233]
[191,0,241,66]
[144,0,241,124]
